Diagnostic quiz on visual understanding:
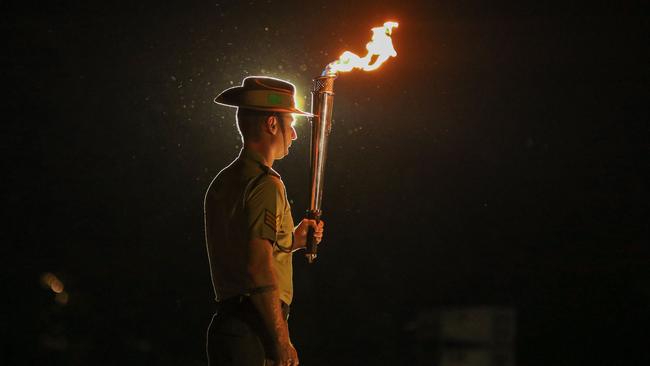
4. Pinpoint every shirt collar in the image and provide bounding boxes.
[239,147,281,178]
